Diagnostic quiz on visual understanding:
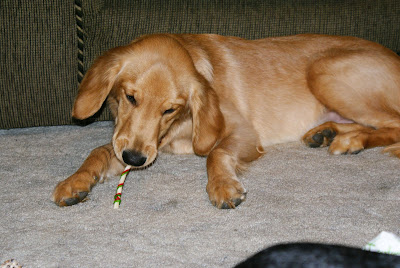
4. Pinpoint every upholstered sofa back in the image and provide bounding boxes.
[1,0,399,129]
